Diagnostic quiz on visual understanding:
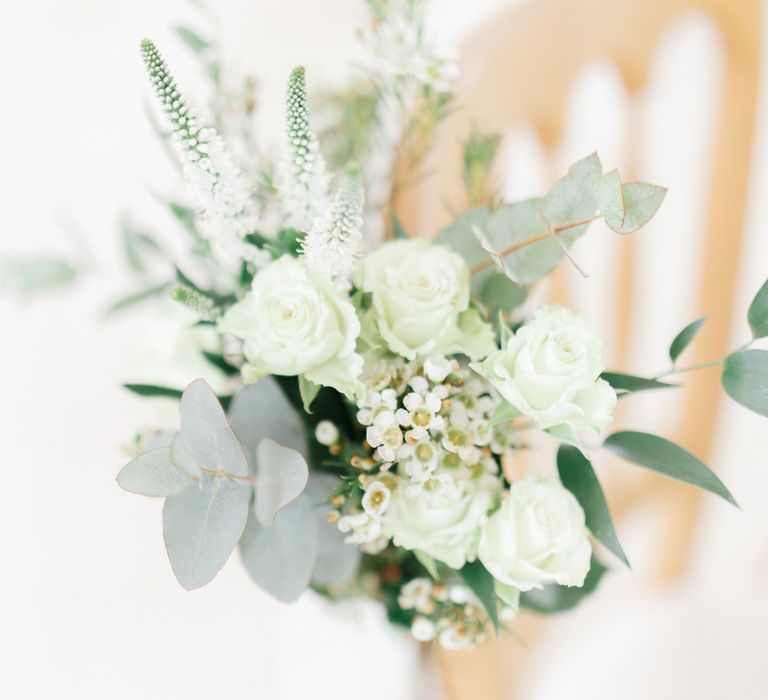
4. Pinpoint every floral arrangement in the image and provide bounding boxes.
[118,1,768,650]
